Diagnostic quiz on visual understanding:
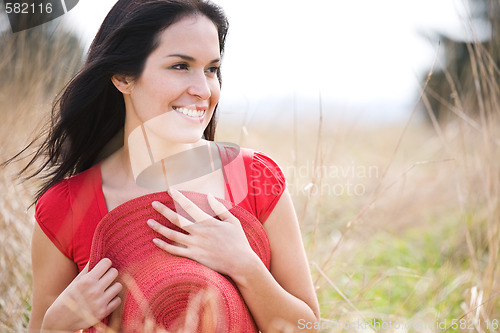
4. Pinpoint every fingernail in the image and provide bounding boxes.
[152,201,160,209]
[147,219,155,227]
